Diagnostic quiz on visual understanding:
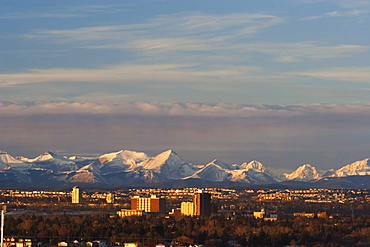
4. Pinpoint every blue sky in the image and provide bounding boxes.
[1,0,370,173]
